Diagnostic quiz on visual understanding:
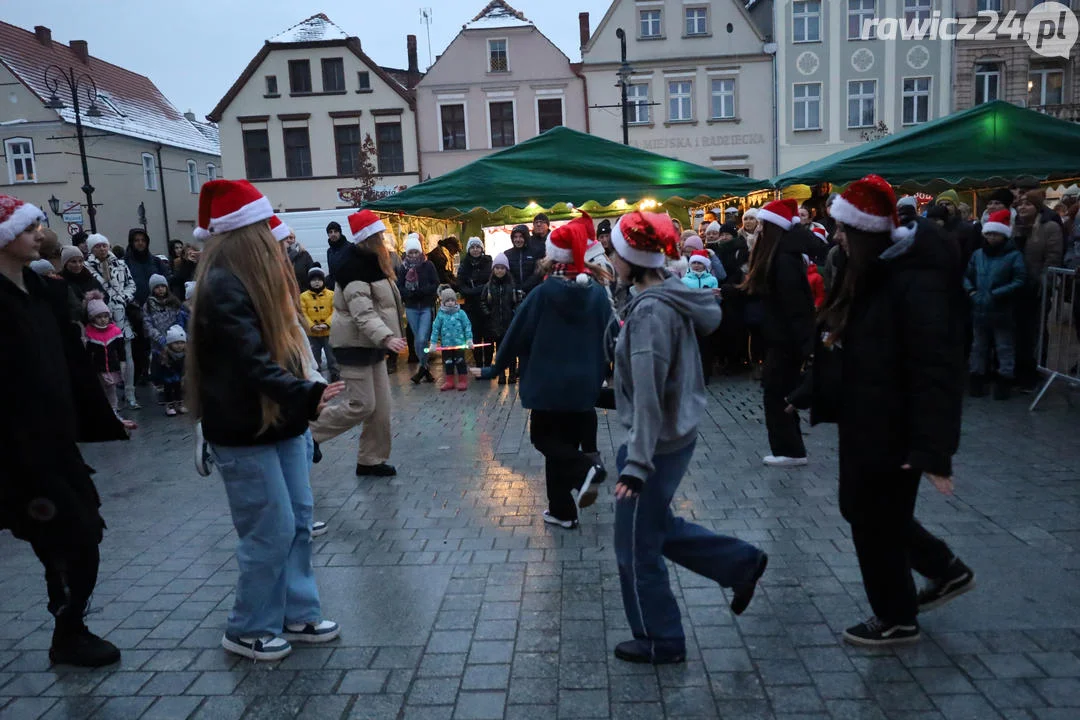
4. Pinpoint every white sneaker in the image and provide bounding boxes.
[763,455,808,468]
[221,633,292,661]
[282,620,340,644]
[542,510,578,529]
[194,422,213,477]
[311,520,328,538]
